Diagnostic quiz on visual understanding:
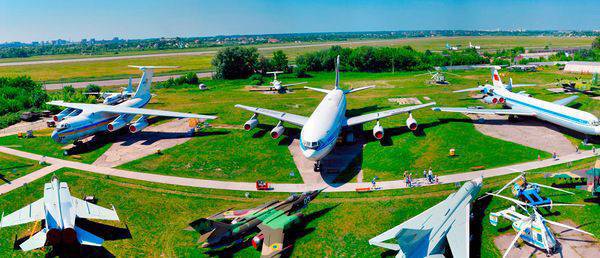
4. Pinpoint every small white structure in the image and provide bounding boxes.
[564,61,600,74]
[198,83,208,90]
